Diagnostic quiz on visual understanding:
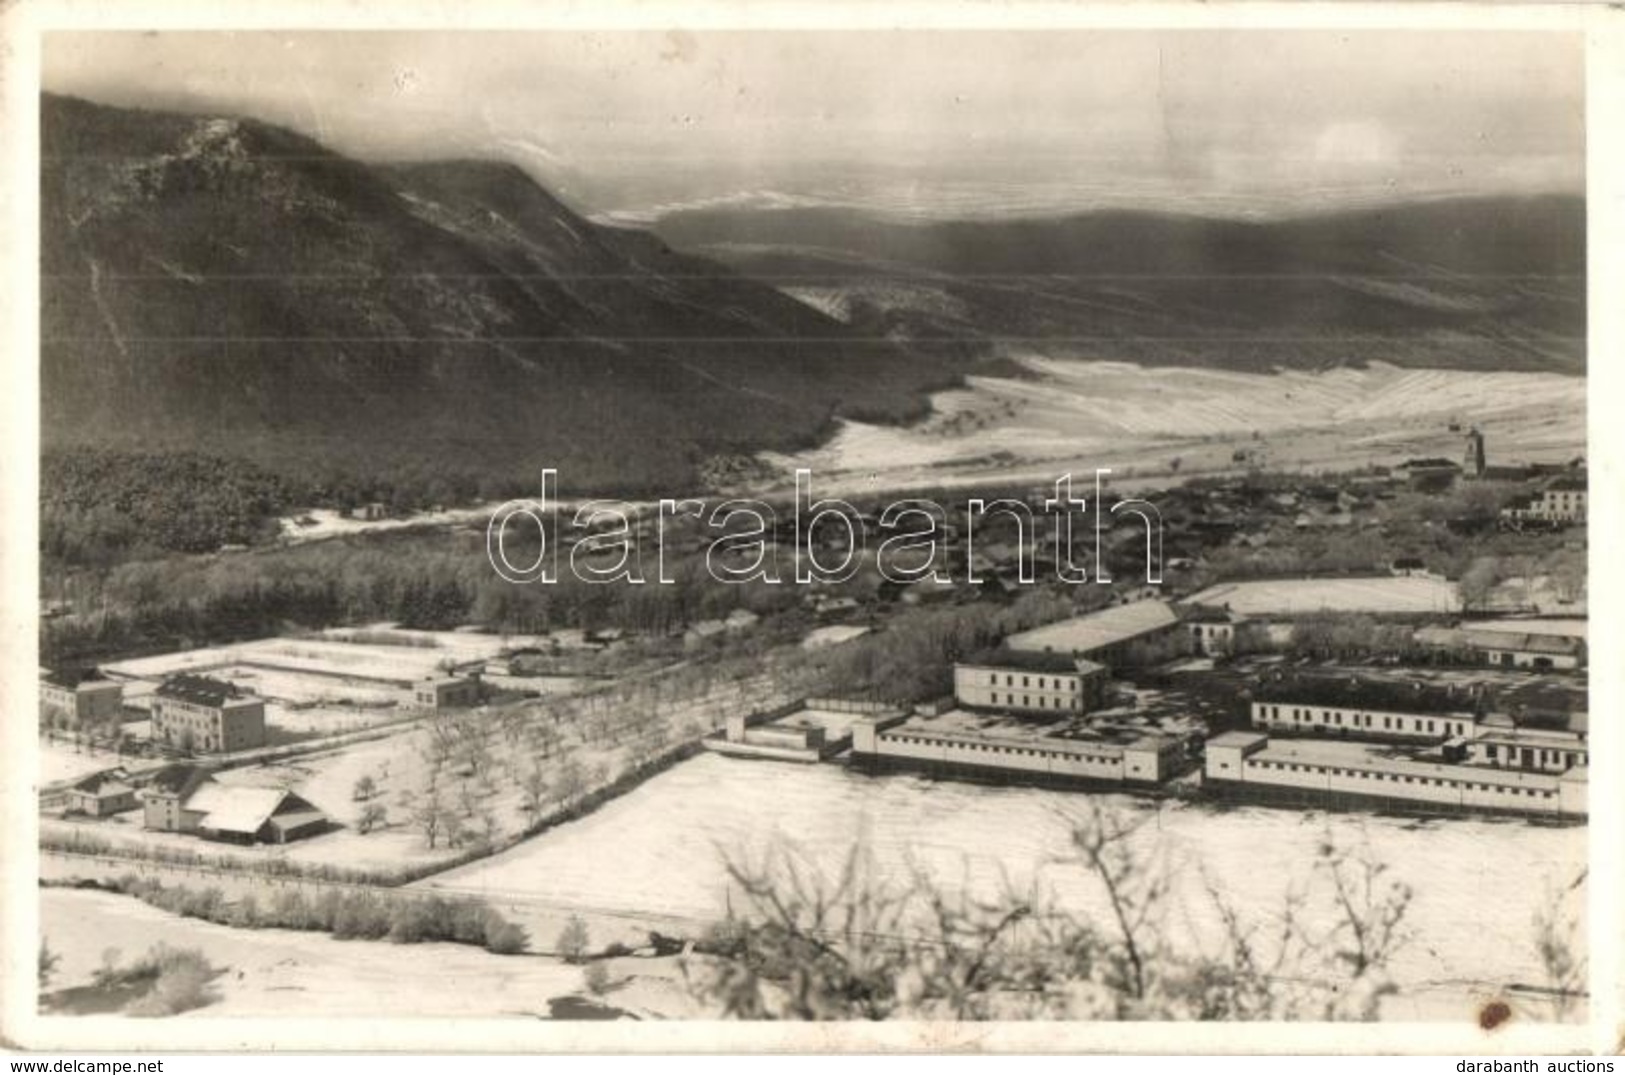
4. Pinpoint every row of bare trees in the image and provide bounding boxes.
[683,801,1587,1022]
